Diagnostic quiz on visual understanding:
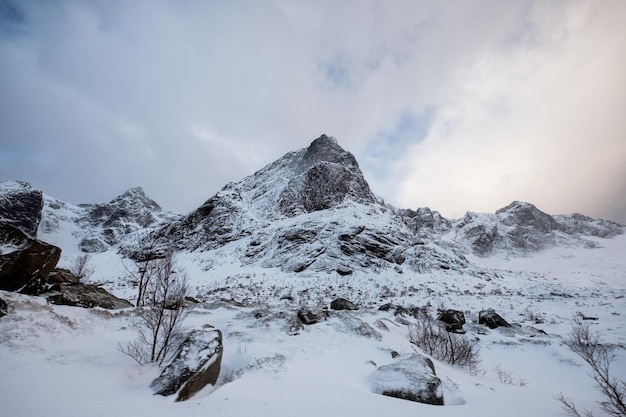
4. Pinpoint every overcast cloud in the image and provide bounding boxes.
[1,0,625,223]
